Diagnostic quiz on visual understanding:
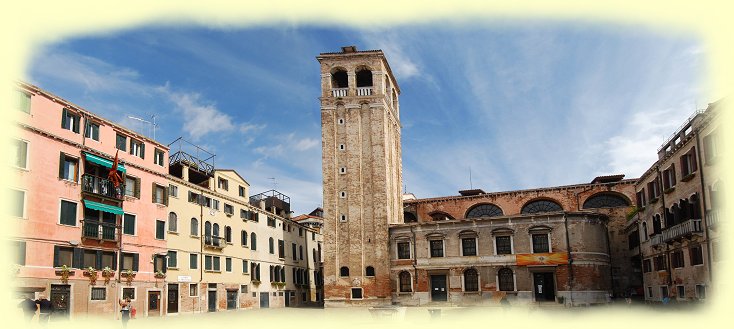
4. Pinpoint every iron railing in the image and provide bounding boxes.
[82,174,124,200]
[204,235,225,249]
[661,219,702,242]
[82,220,117,241]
